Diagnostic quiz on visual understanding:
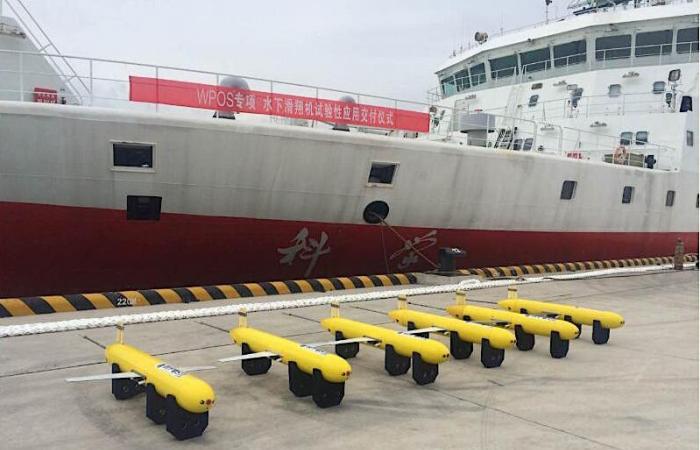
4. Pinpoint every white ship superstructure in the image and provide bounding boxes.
[0,0,697,298]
